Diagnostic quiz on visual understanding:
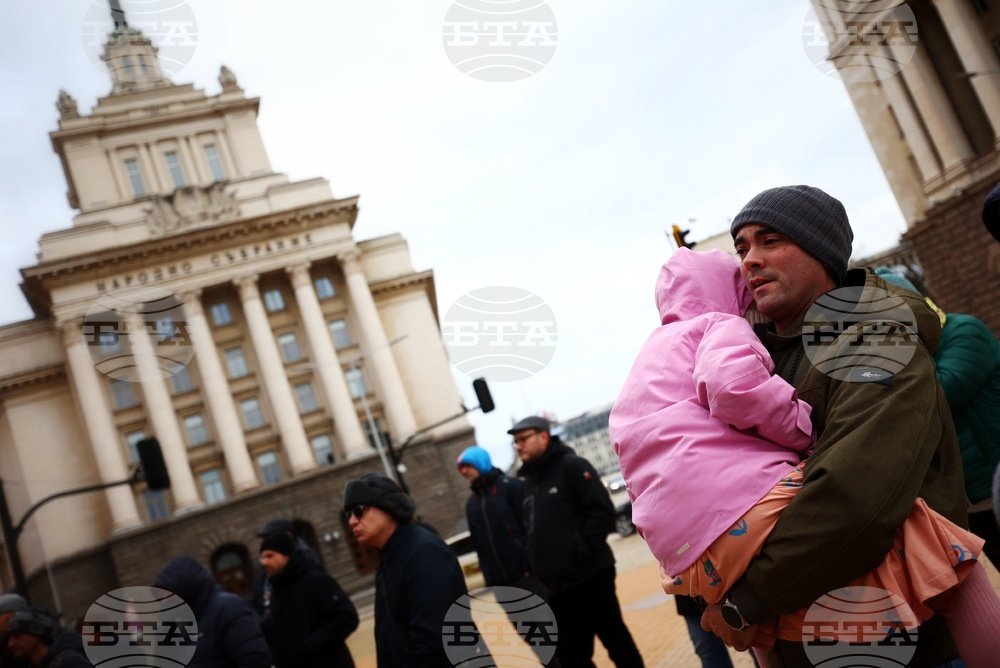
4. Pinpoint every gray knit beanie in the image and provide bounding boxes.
[730,185,854,284]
